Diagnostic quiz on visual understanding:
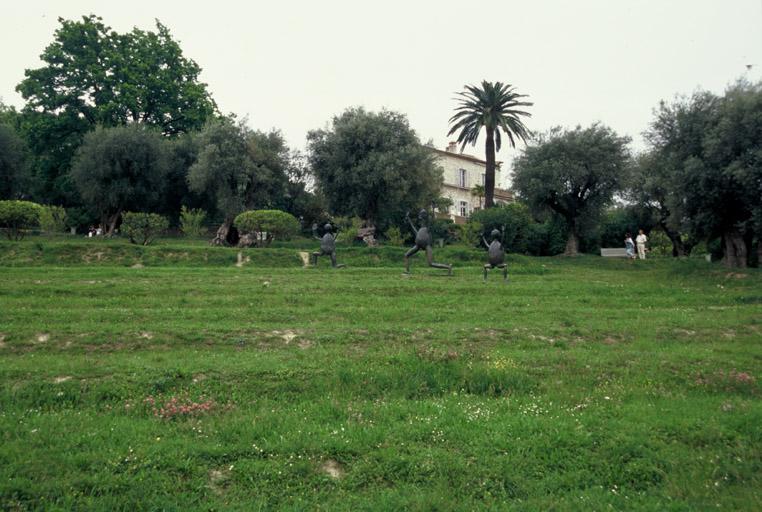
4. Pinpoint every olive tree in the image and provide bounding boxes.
[69,125,170,235]
[512,124,631,255]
